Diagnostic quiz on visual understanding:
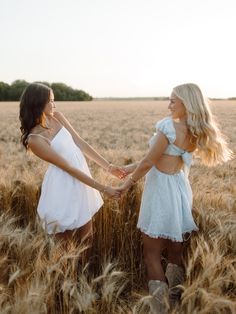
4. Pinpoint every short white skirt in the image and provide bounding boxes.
[137,167,198,242]
[37,163,103,234]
